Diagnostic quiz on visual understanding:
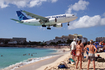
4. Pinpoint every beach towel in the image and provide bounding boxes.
[68,58,75,65]
[69,58,75,62]
[58,64,67,69]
